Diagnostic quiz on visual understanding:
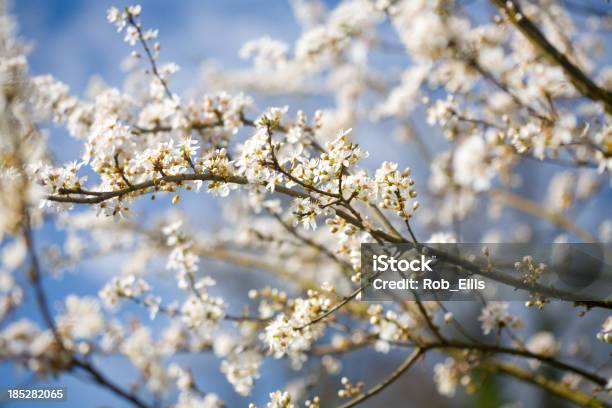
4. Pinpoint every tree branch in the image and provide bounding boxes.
[46,175,612,309]
[482,359,608,408]
[491,0,612,114]
[489,188,595,242]
[337,348,424,408]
